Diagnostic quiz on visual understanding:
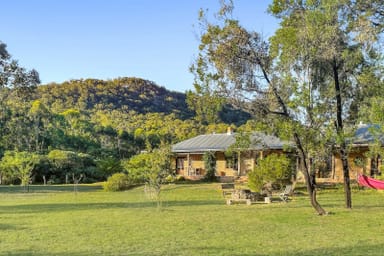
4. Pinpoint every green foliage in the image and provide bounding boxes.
[123,146,174,206]
[38,78,193,118]
[0,151,40,186]
[0,40,254,185]
[47,150,86,184]
[96,157,123,178]
[143,146,174,207]
[203,151,217,181]
[186,88,223,125]
[248,153,292,193]
[122,153,150,184]
[0,41,40,90]
[103,173,132,192]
